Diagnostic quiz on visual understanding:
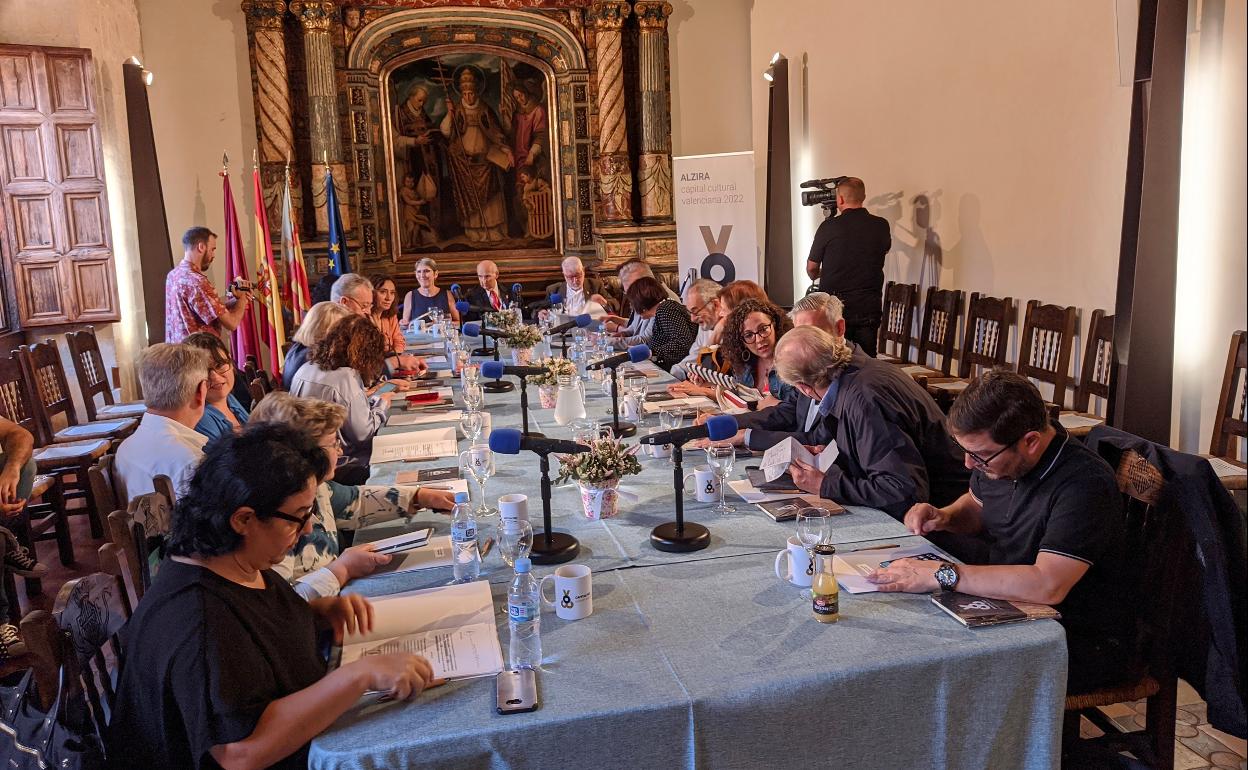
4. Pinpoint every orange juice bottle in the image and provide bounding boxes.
[811,543,839,623]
